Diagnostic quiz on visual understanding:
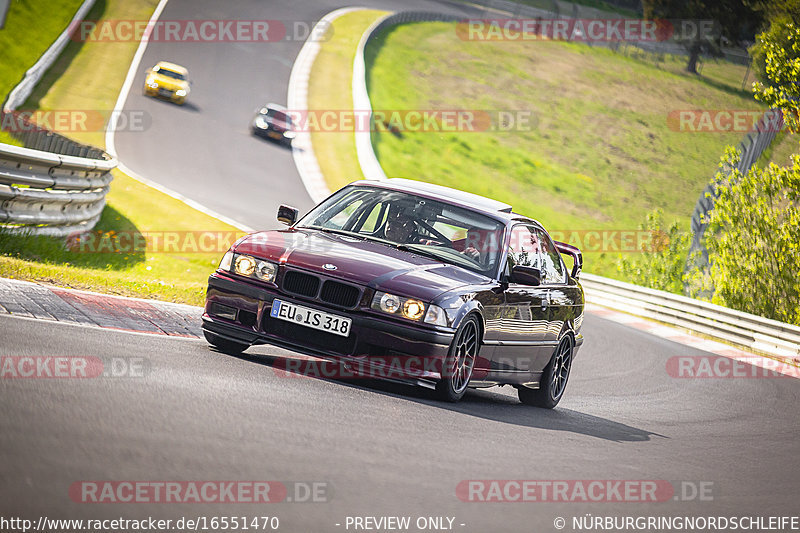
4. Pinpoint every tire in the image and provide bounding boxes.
[204,331,248,355]
[517,336,574,409]
[435,315,480,402]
